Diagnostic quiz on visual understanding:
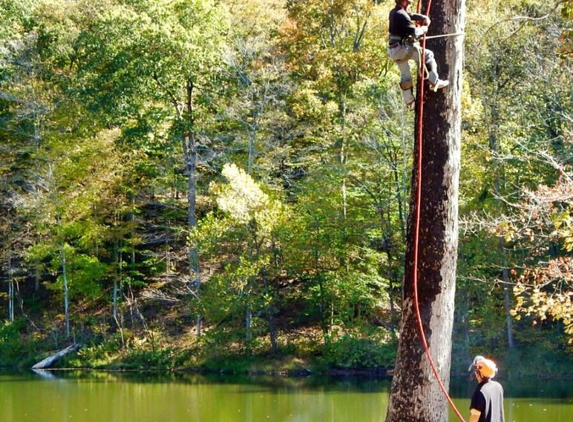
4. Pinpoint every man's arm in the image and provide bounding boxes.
[468,408,481,422]
[410,13,431,25]
[469,390,485,422]
[408,13,430,38]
